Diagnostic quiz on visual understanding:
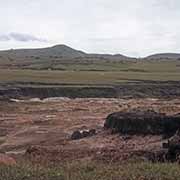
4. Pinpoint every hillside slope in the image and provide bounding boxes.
[146,53,180,60]
[0,44,133,70]
[0,45,86,59]
[0,45,179,70]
